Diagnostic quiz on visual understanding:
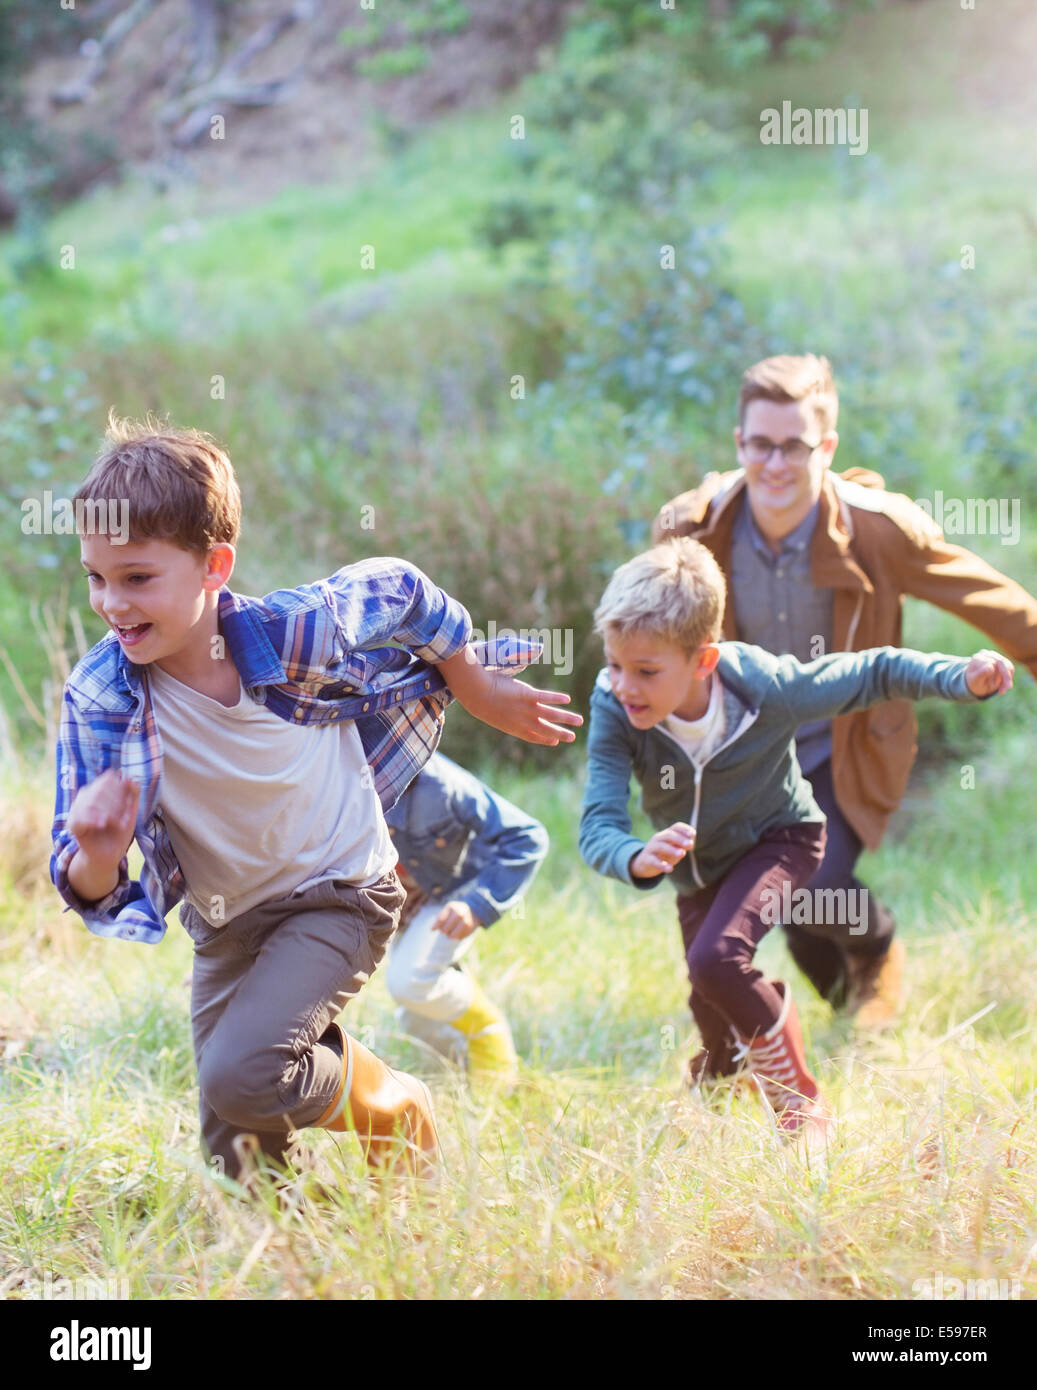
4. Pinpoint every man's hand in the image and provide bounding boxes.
[433,900,480,940]
[965,650,1014,697]
[436,651,583,746]
[630,822,696,878]
[66,770,139,902]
